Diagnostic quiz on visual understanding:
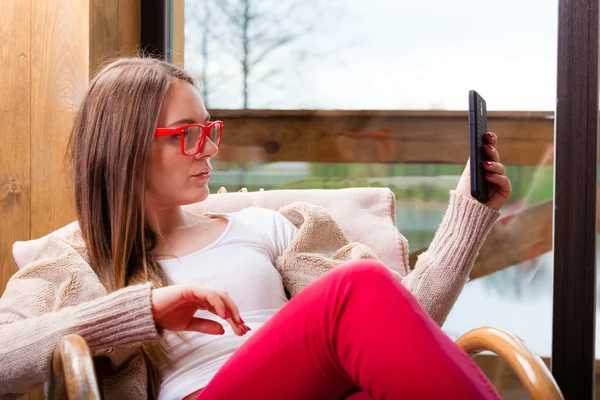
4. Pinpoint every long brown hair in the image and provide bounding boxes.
[67,57,196,398]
